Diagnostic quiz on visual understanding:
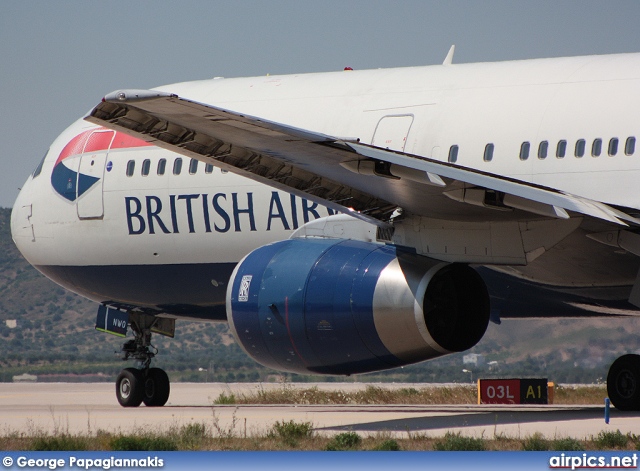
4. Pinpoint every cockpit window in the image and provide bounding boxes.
[32,151,48,178]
